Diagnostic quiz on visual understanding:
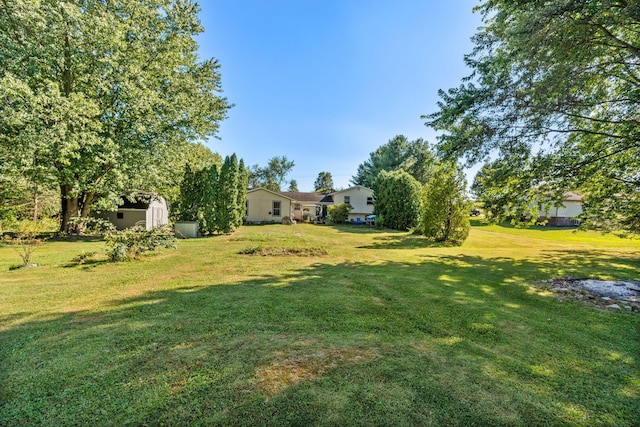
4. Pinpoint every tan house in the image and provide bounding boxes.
[245,185,375,224]
[245,188,295,223]
[96,193,169,230]
[539,192,583,226]
[327,186,375,223]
